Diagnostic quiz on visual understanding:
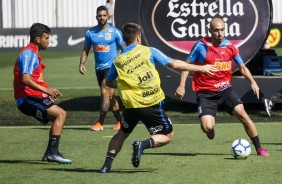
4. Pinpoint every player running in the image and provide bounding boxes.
[99,23,217,173]
[175,17,269,156]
